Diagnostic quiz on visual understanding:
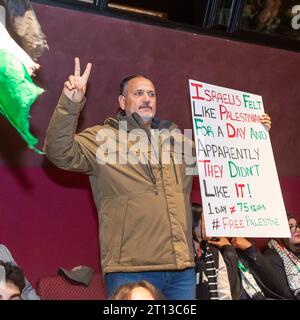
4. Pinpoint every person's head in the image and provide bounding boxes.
[111,280,165,300]
[0,261,25,300]
[118,75,156,126]
[192,203,219,242]
[283,214,300,253]
[192,202,203,242]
